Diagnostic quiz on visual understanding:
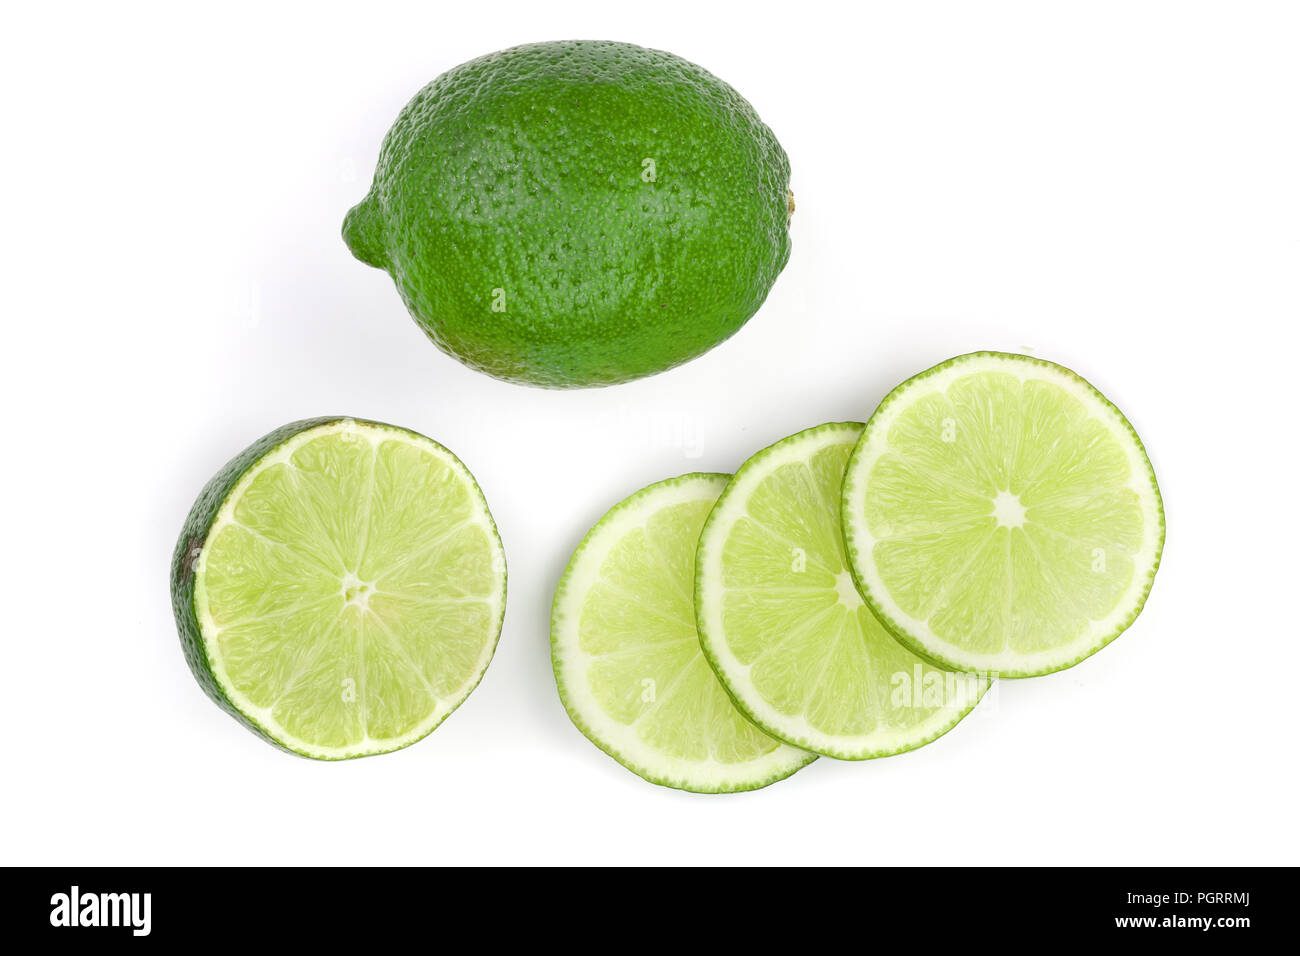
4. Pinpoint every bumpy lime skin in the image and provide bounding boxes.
[343,40,793,388]
[170,417,338,755]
